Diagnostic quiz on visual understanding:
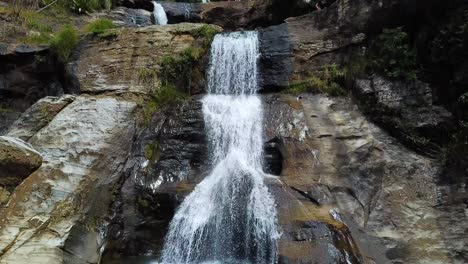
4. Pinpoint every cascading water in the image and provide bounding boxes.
[152,1,168,25]
[160,32,279,264]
